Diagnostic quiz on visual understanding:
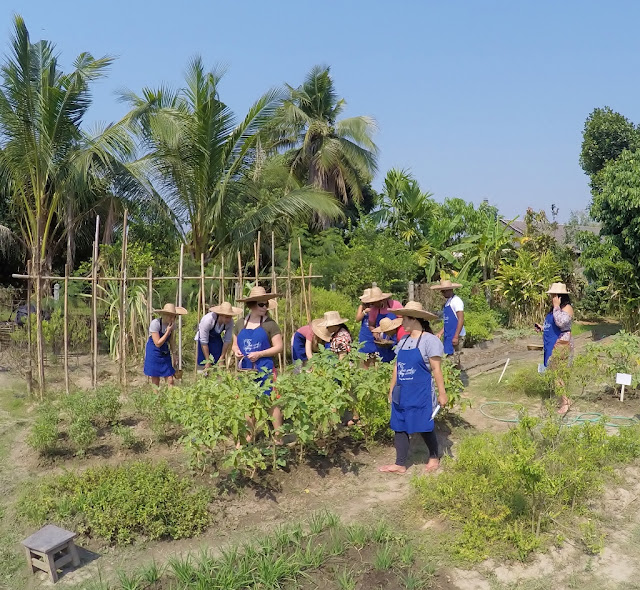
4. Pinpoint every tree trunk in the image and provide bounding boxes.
[102,200,116,245]
[482,264,492,306]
